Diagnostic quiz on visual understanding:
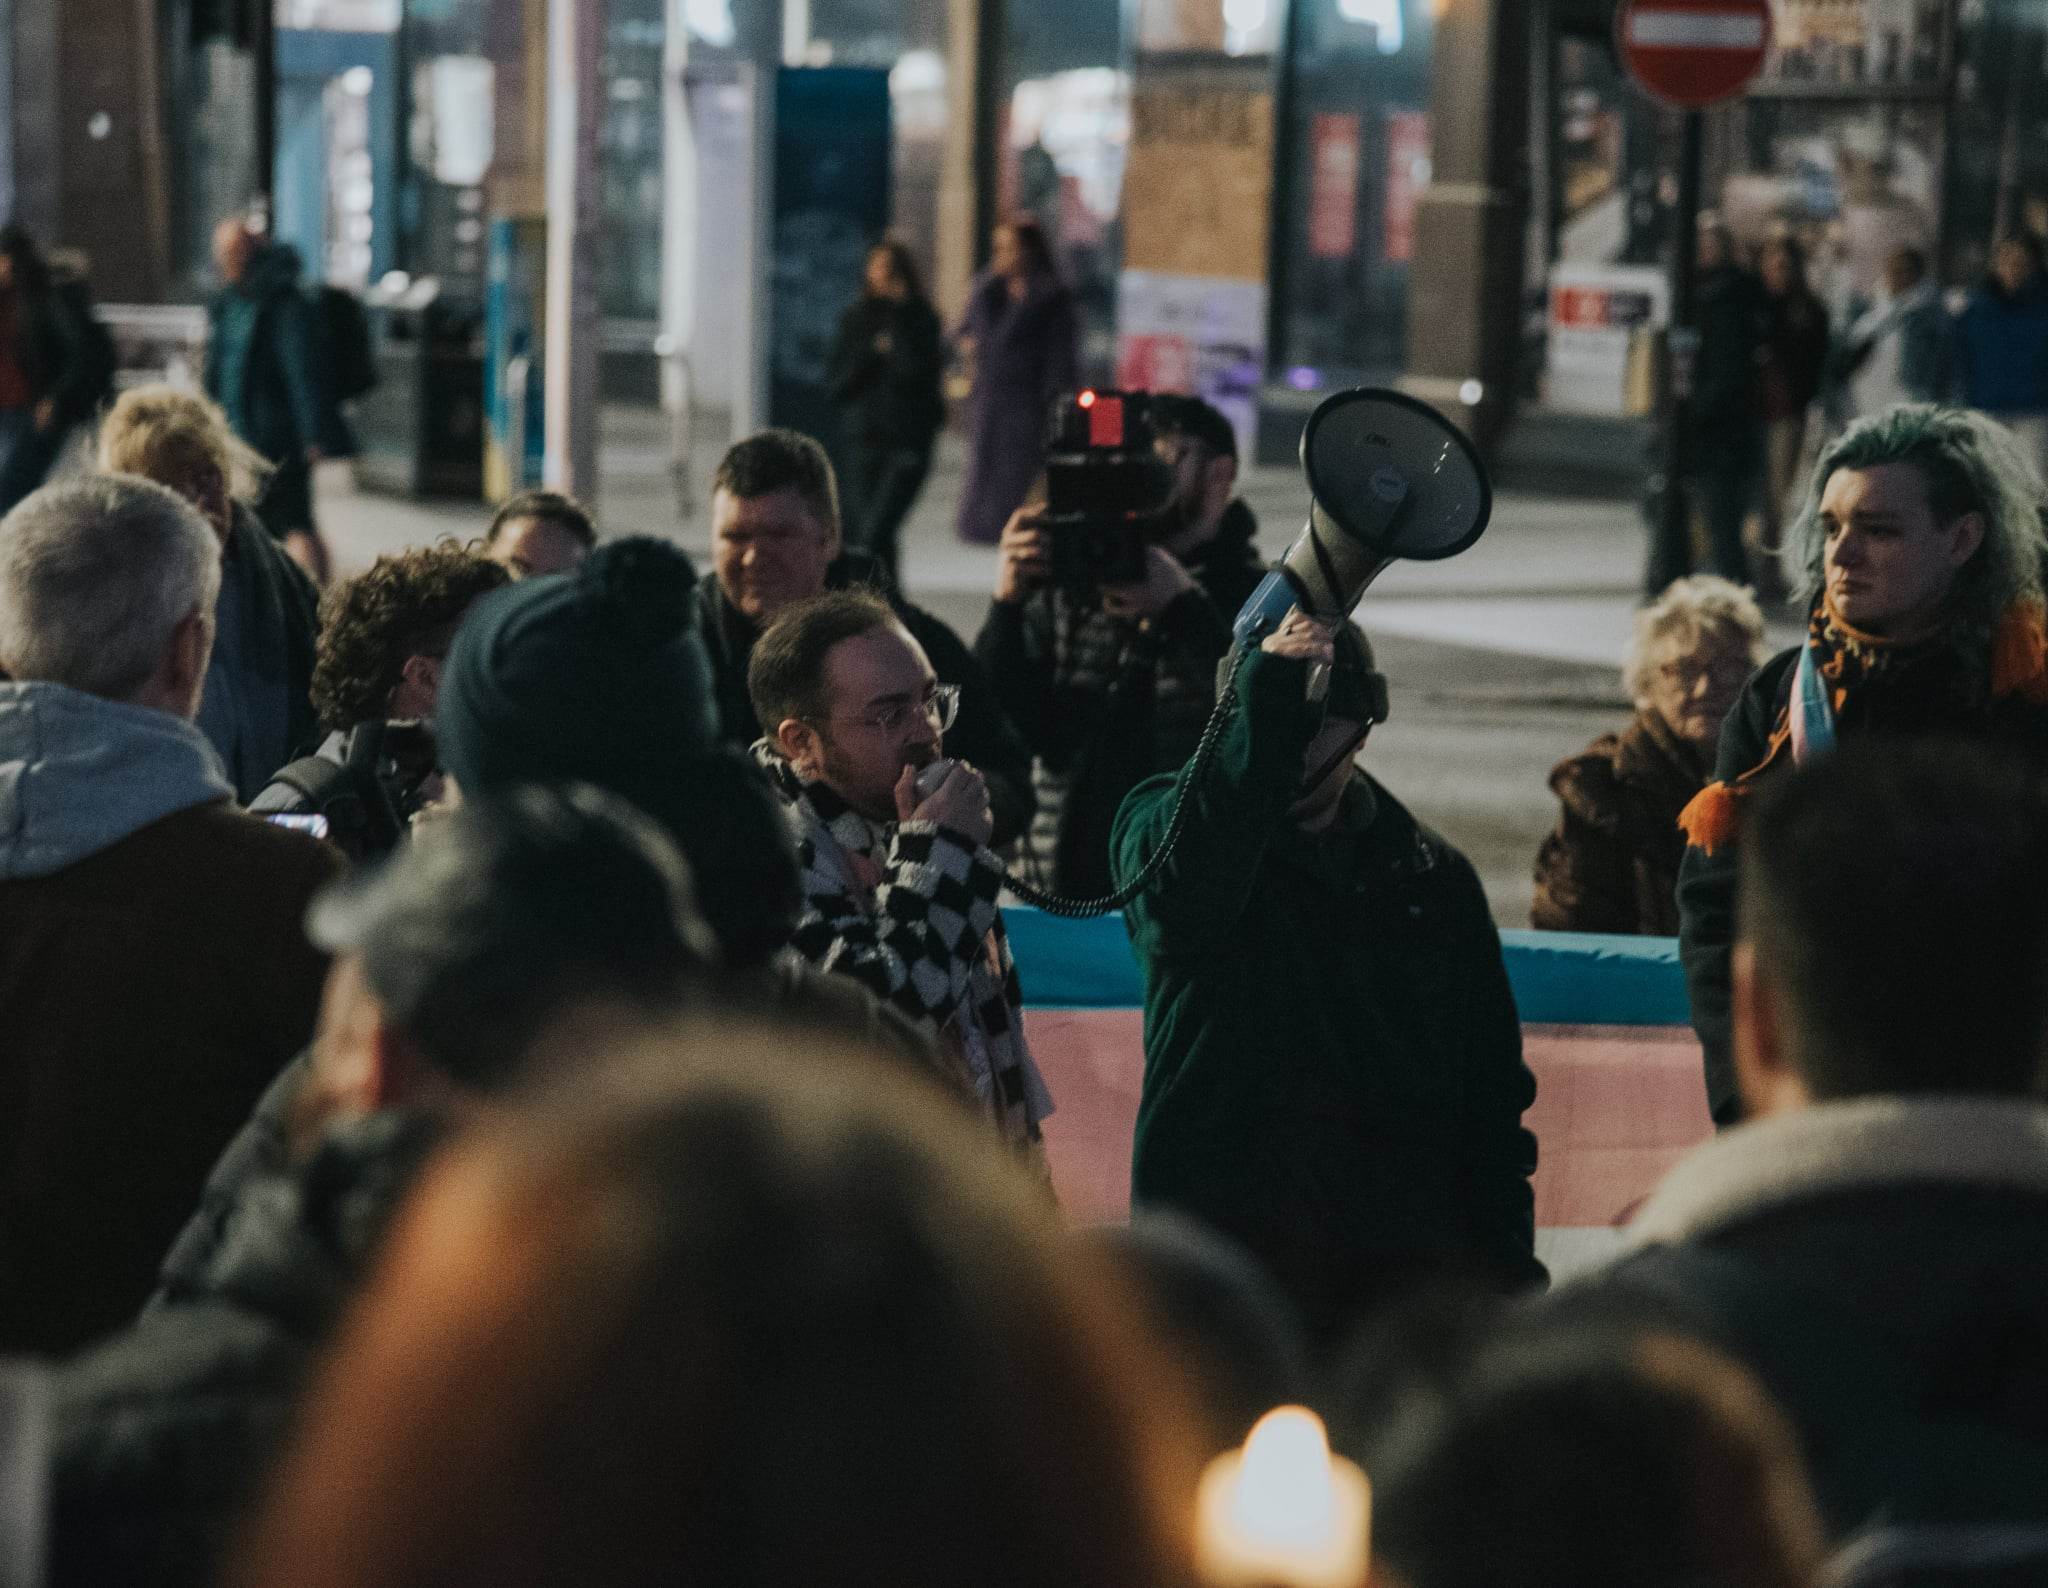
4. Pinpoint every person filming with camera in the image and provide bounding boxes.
[1112,604,1543,1341]
[975,394,1266,896]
